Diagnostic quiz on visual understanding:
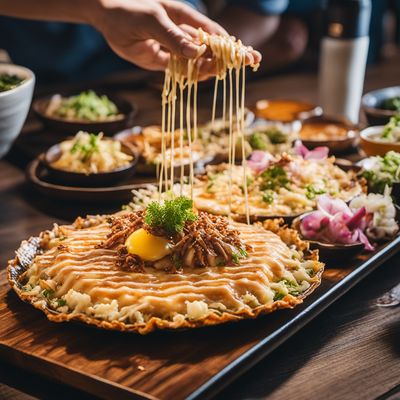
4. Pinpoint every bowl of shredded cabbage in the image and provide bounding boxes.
[42,131,138,186]
[33,90,136,135]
